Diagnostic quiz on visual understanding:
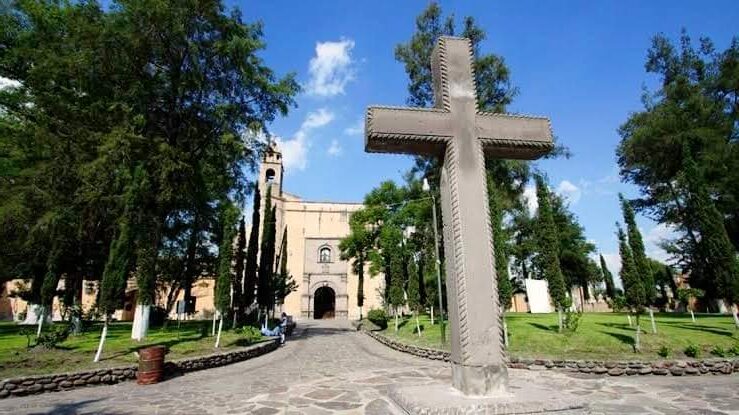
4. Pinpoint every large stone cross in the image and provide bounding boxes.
[365,37,553,396]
